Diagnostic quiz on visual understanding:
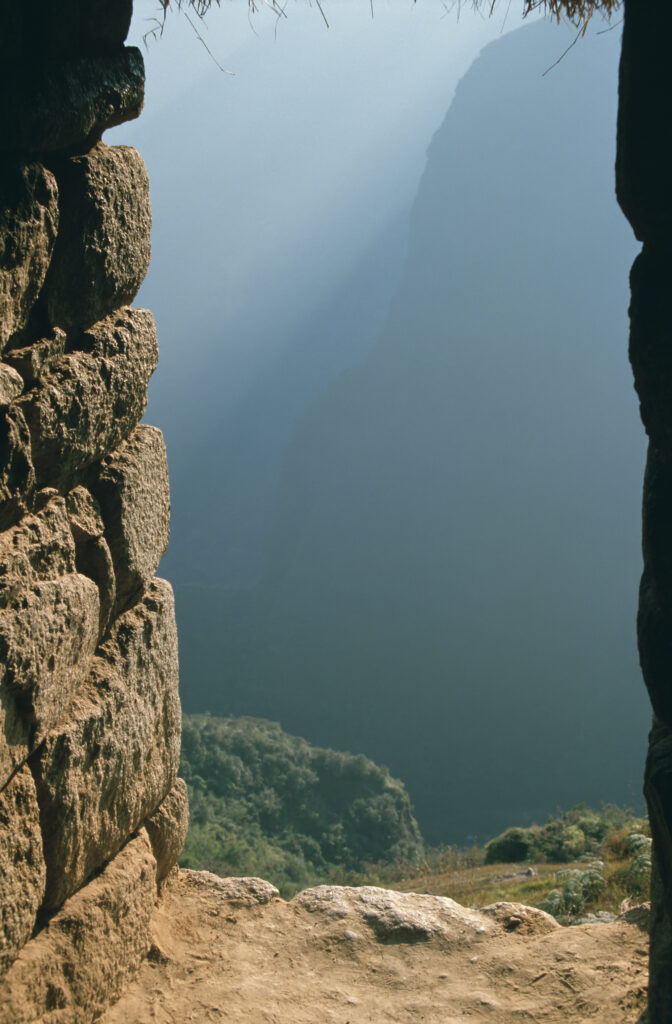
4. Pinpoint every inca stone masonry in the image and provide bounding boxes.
[0,3,188,1020]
